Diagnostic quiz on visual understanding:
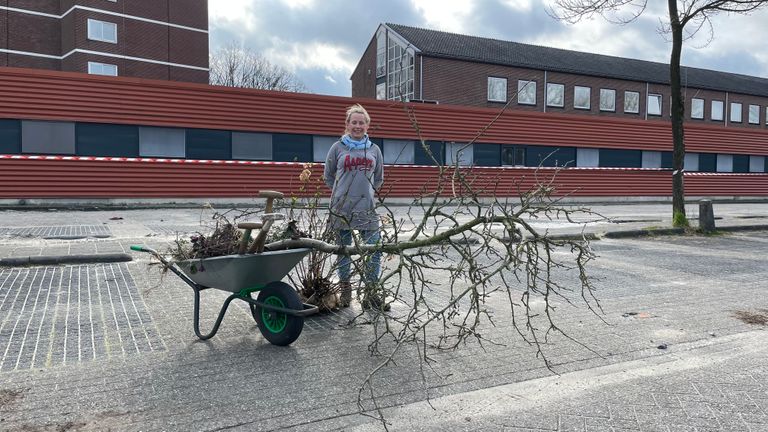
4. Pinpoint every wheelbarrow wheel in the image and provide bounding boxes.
[252,281,304,346]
